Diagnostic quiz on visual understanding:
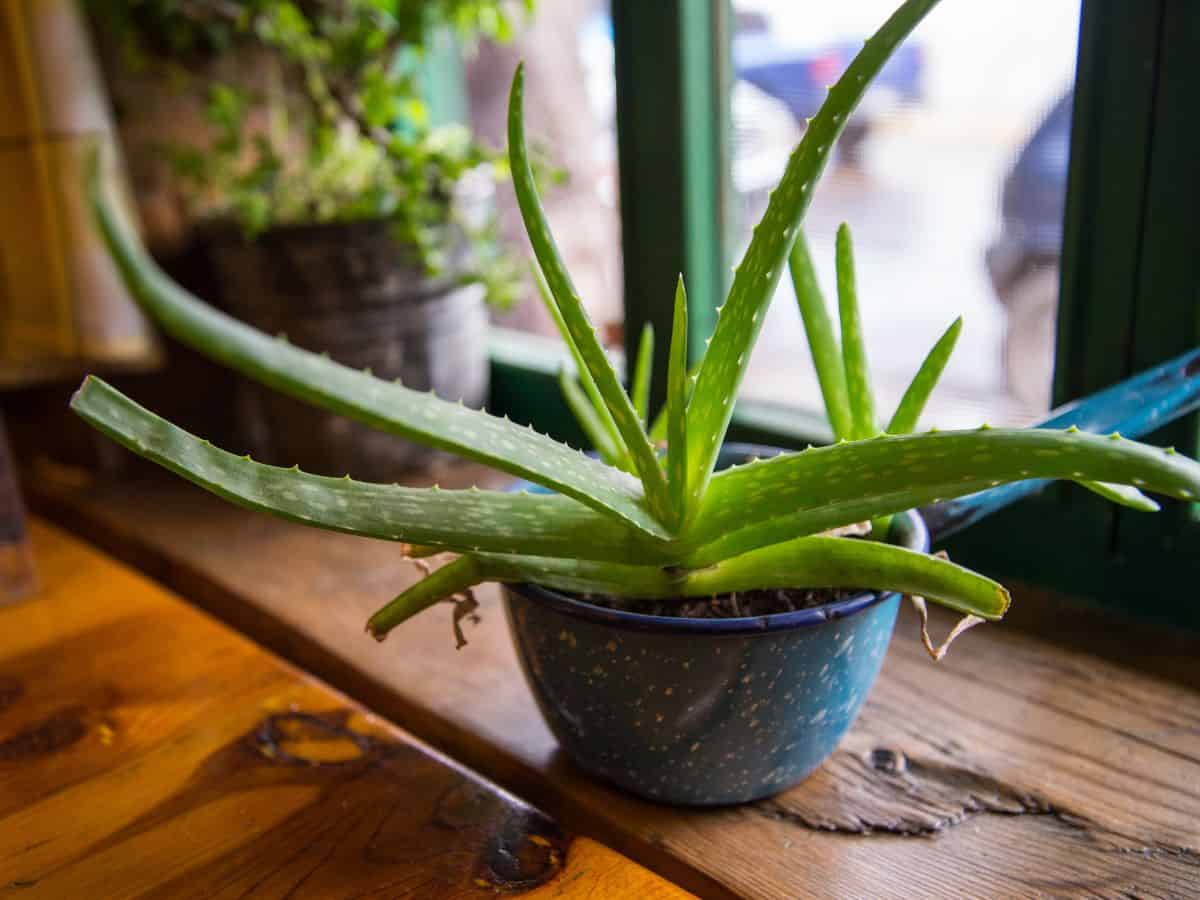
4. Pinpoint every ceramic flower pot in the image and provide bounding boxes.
[503,445,929,806]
